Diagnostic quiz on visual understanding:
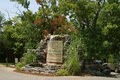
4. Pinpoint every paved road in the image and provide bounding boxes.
[0,66,120,80]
